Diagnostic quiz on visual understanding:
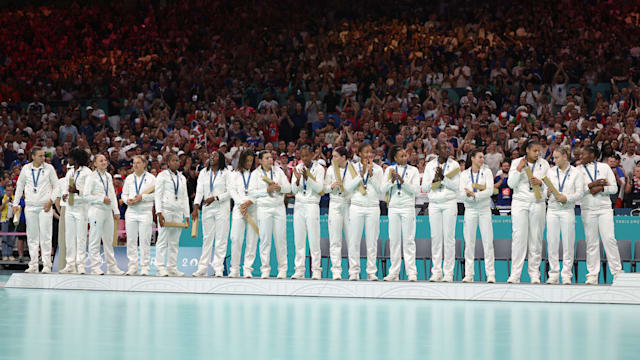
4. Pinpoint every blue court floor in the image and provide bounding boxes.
[0,276,639,360]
